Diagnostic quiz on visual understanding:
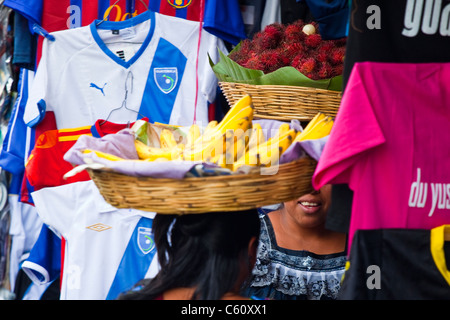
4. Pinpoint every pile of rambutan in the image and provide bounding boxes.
[228,20,346,80]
